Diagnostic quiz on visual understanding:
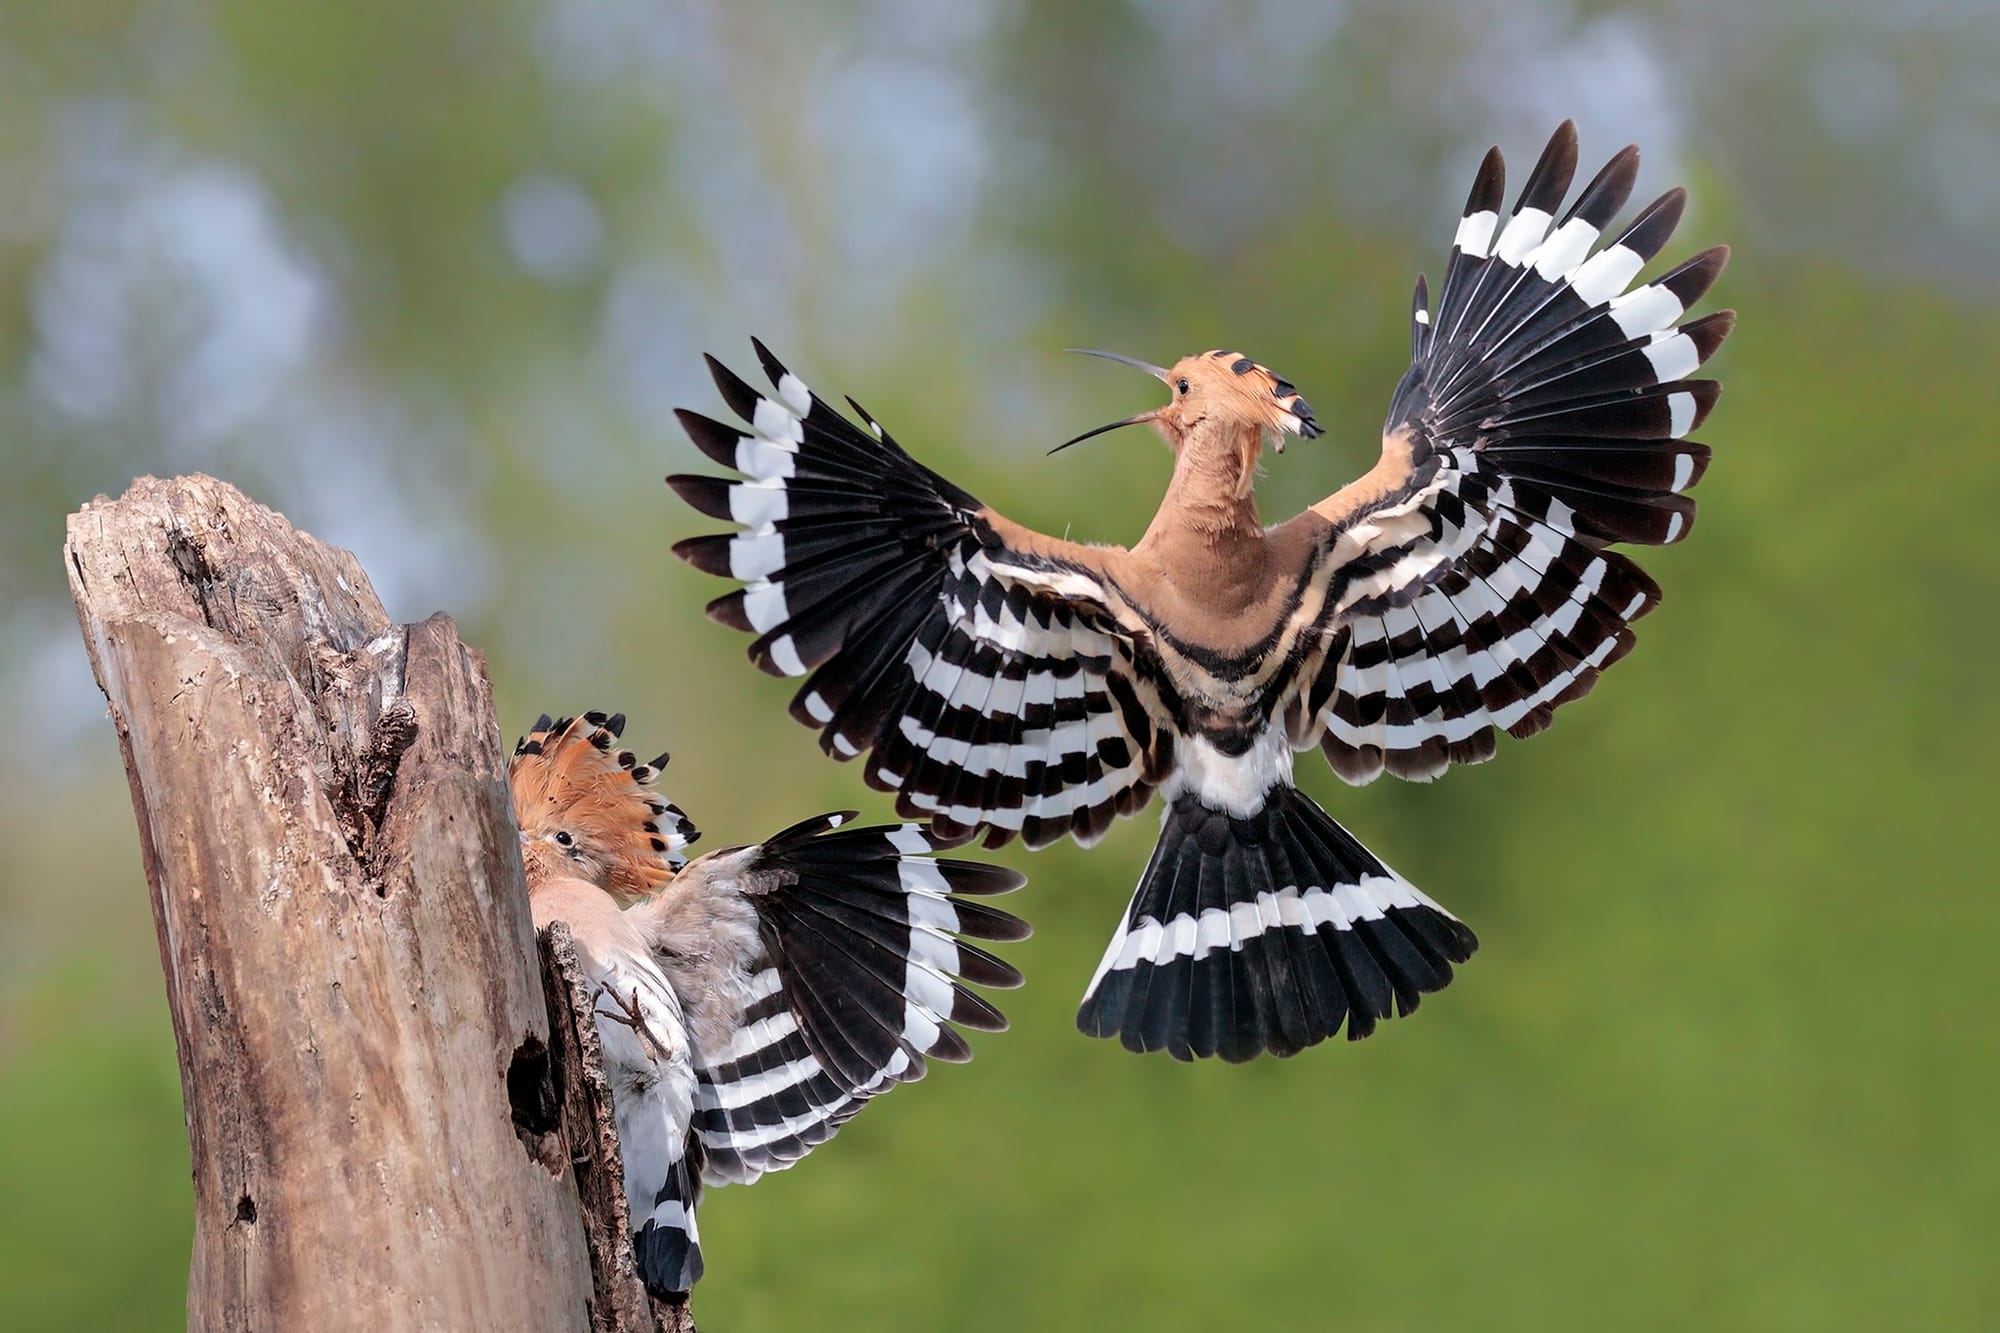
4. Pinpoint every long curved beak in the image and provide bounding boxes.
[1049,409,1159,454]
[1066,347,1169,381]
[1051,348,1169,454]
